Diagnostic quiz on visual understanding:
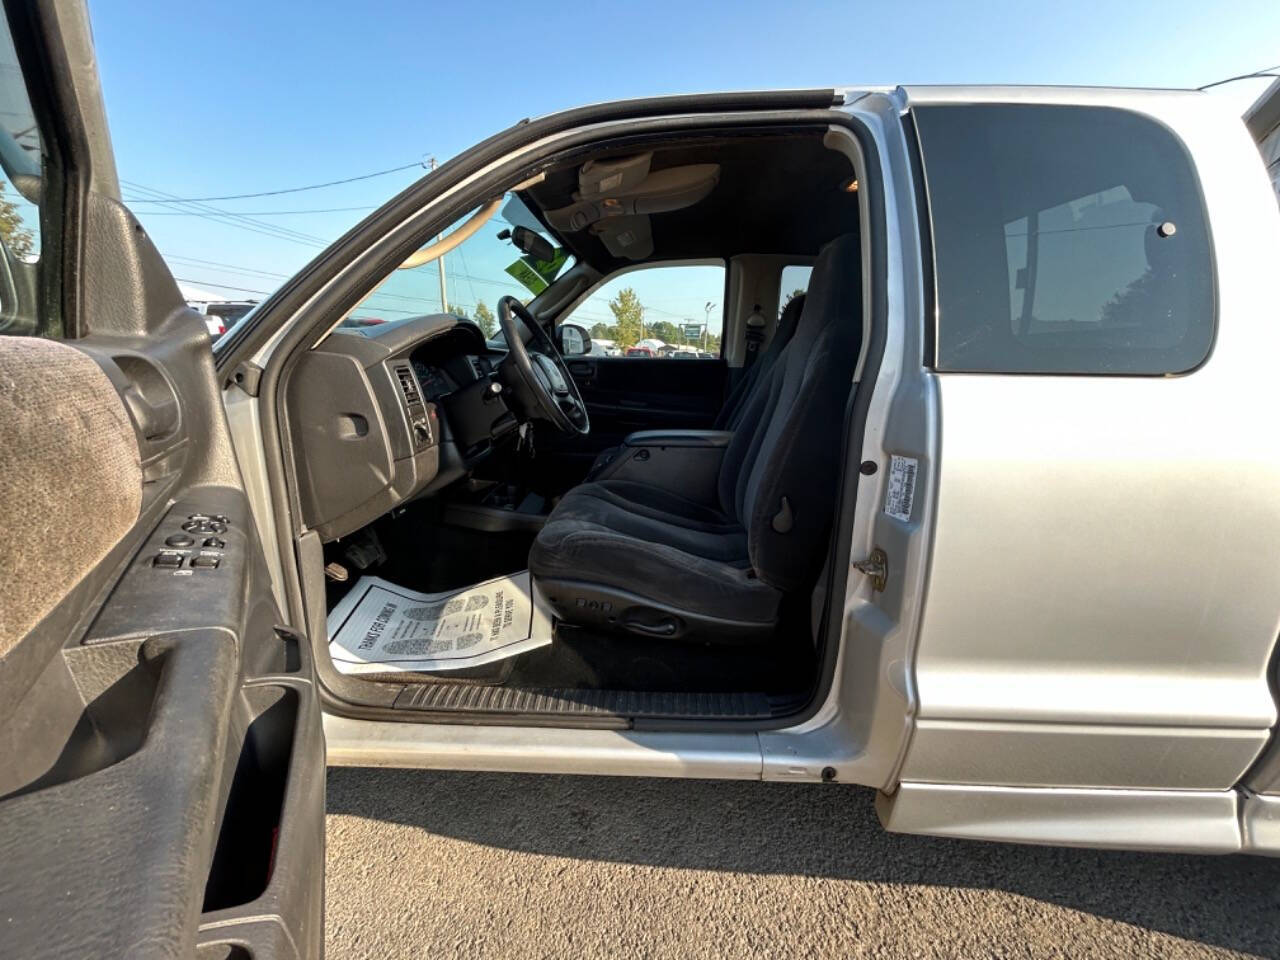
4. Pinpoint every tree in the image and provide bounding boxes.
[648,320,681,345]
[474,300,496,338]
[451,303,469,320]
[608,287,645,349]
[0,182,35,260]
[589,321,618,341]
